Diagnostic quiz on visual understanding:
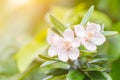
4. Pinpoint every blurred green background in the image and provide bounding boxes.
[0,0,120,80]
